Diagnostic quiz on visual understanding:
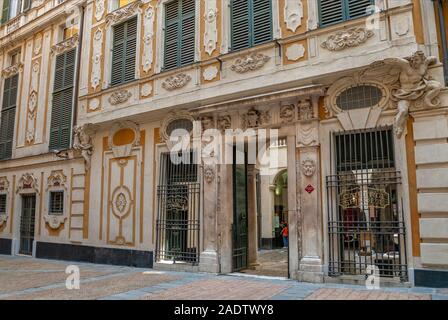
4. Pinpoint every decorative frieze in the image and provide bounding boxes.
[162,73,192,91]
[284,0,303,32]
[16,173,39,194]
[47,170,67,190]
[231,53,270,74]
[280,105,295,123]
[105,0,142,27]
[217,115,231,132]
[297,99,314,121]
[142,5,155,73]
[203,0,218,56]
[50,34,79,55]
[91,28,104,90]
[109,89,132,105]
[242,108,270,129]
[321,27,374,51]
[1,63,23,78]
